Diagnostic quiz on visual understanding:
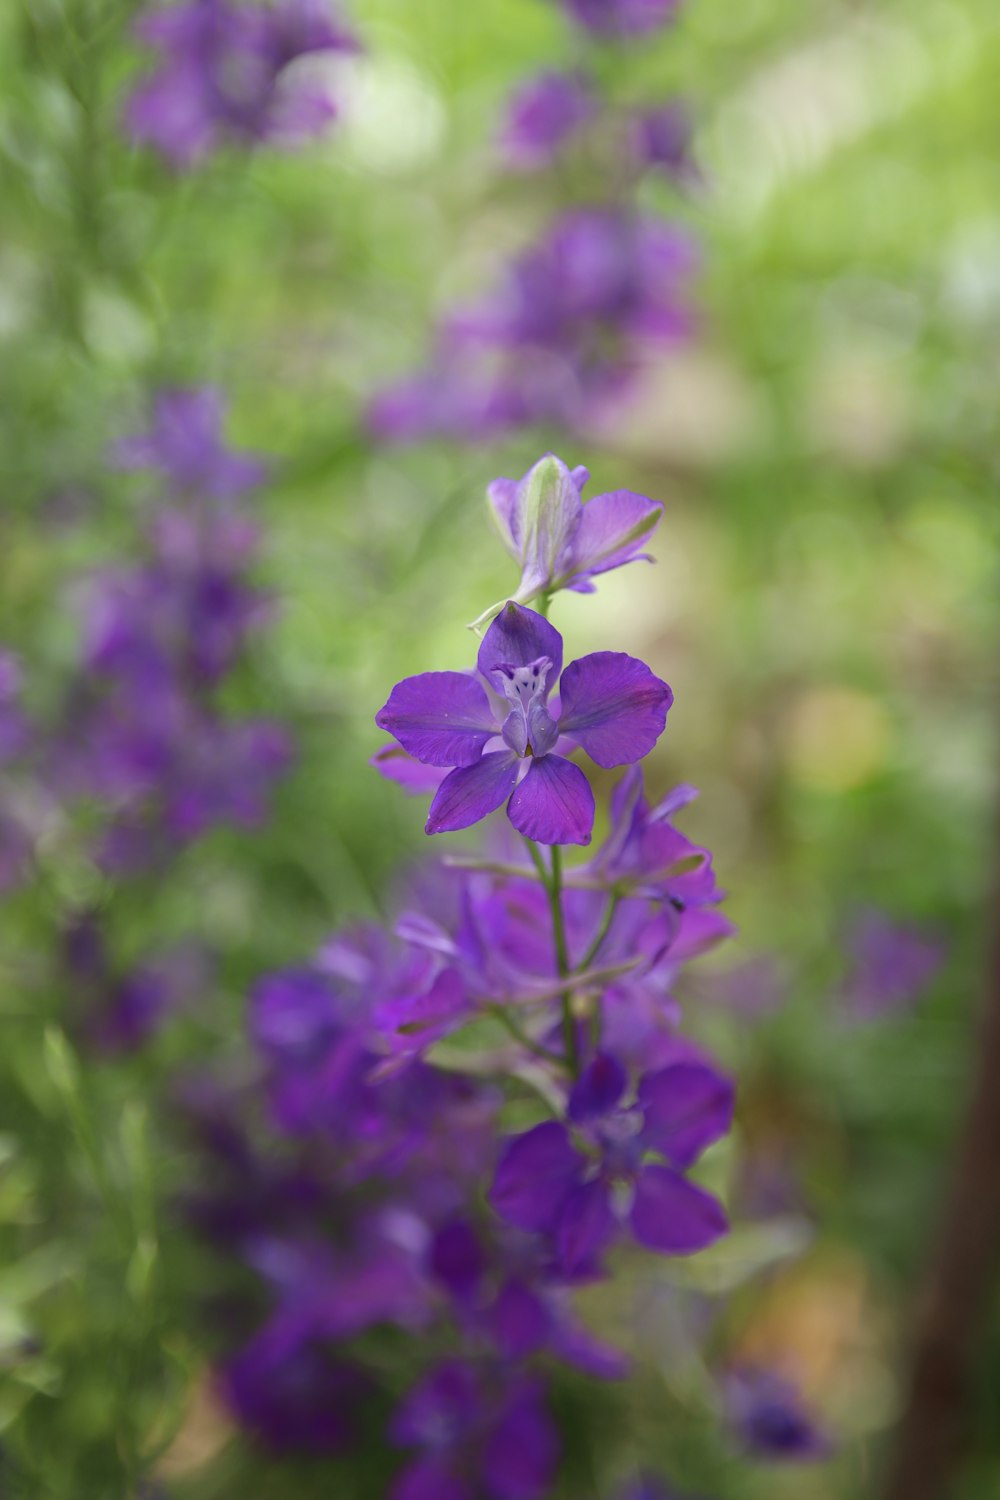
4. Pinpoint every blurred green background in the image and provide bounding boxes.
[1,0,998,1496]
